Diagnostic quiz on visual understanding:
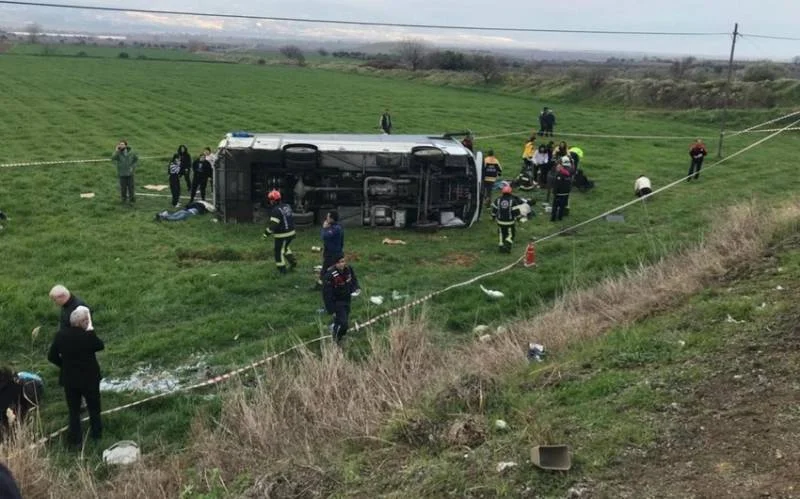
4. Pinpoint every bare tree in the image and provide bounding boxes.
[26,23,41,44]
[279,45,306,66]
[398,38,426,71]
[669,56,696,80]
[473,54,504,84]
